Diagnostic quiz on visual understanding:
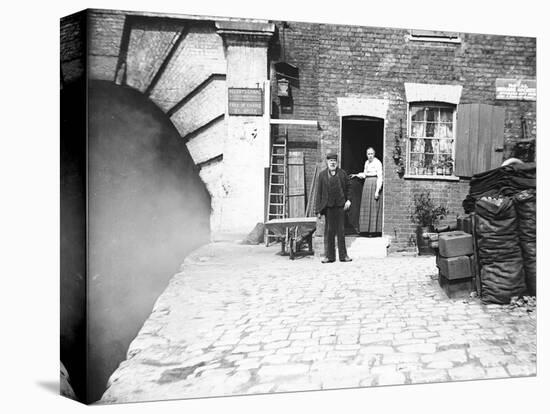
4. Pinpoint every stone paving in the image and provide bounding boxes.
[100,242,537,404]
